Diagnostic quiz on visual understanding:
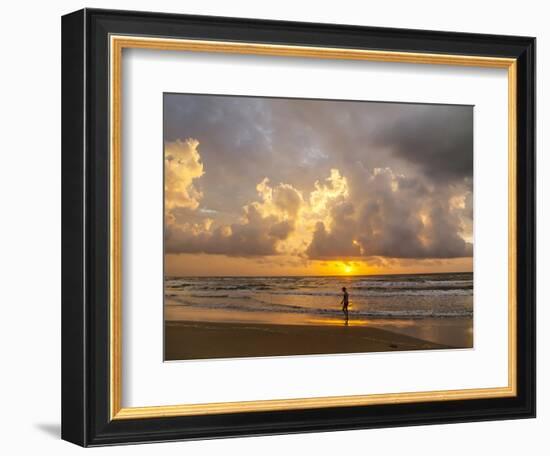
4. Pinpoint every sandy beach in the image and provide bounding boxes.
[165,320,451,360]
